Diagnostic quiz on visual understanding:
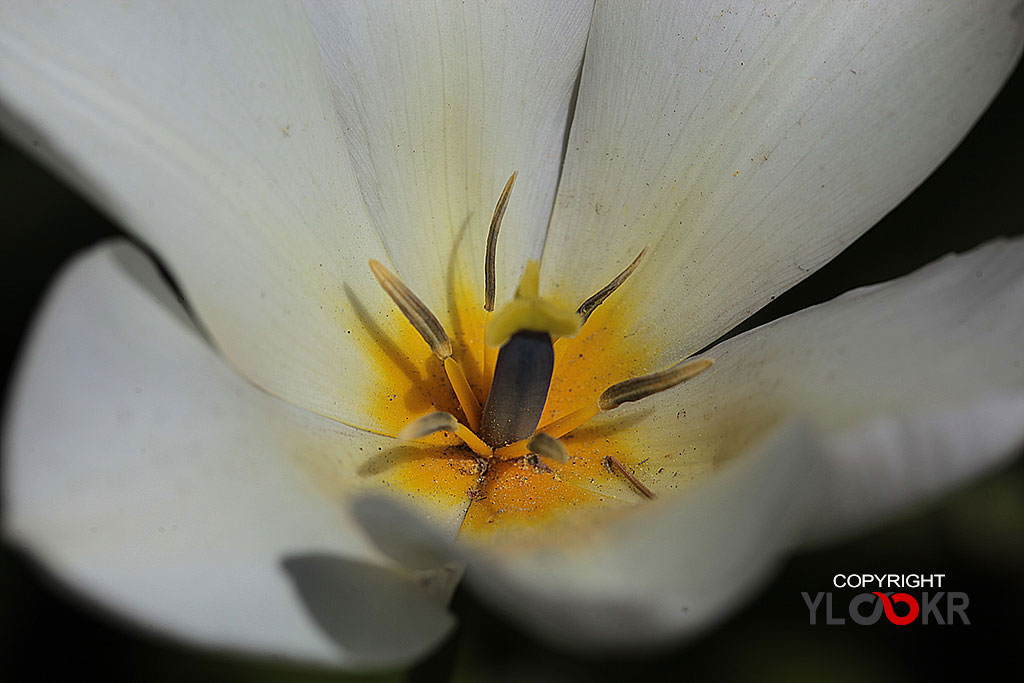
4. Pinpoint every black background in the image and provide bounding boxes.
[1,58,1021,683]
